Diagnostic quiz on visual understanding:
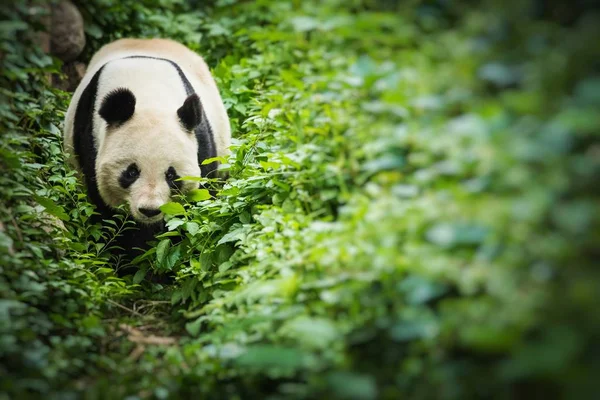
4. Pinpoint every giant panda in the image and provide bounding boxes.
[63,38,231,257]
